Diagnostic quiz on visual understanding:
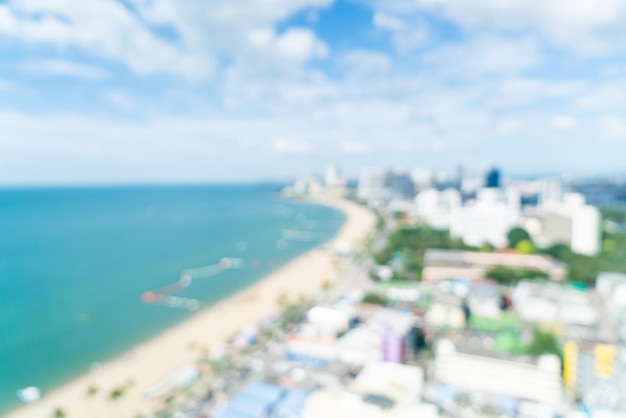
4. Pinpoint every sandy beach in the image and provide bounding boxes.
[6,195,375,418]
